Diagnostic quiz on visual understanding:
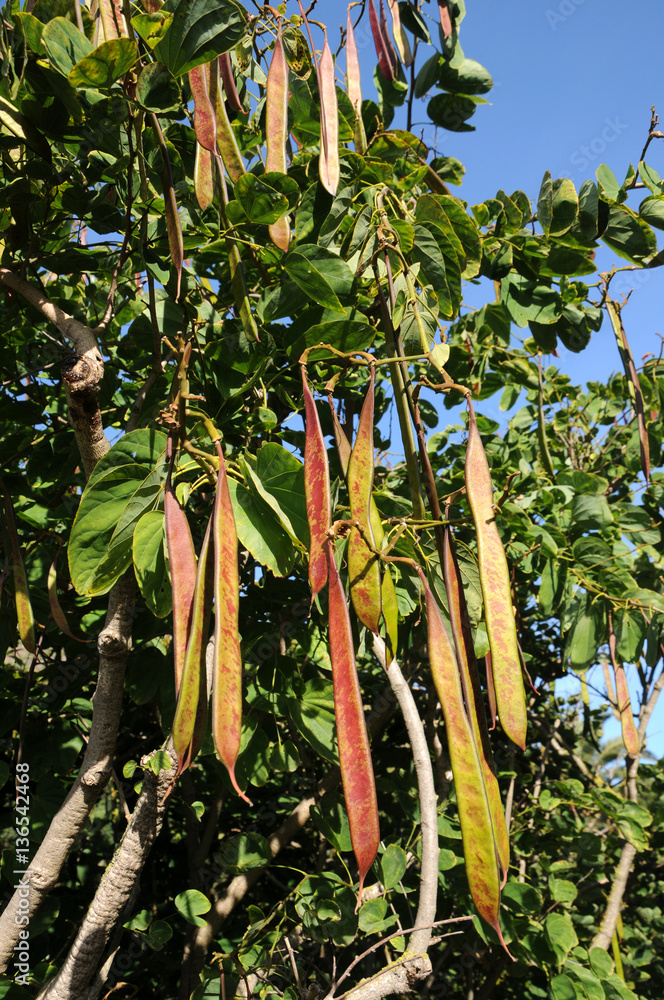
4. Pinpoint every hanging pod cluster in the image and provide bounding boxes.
[165,435,250,801]
[301,361,527,945]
